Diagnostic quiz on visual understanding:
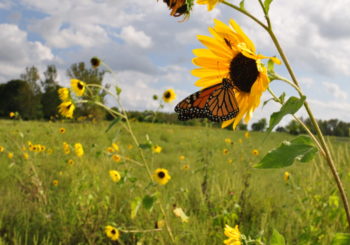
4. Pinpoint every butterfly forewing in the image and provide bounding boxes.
[175,78,239,122]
